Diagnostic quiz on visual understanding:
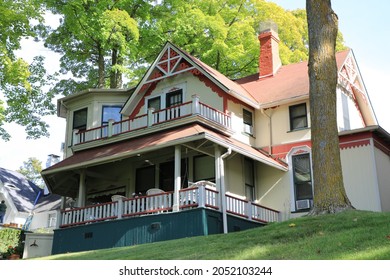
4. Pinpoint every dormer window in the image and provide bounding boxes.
[243,109,254,135]
[289,103,308,131]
